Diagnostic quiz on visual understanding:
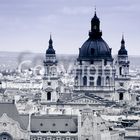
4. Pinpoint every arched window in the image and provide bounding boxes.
[119,67,122,75]
[90,67,96,75]
[97,76,101,86]
[104,59,107,66]
[47,92,51,100]
[89,76,94,86]
[119,93,123,100]
[106,76,110,86]
[75,76,78,86]
[83,76,87,86]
